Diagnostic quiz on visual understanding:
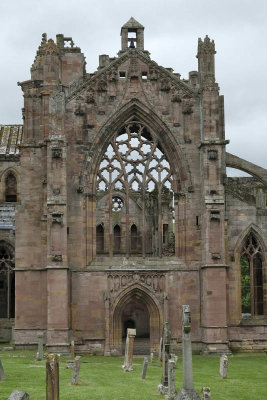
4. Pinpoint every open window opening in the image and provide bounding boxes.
[5,173,17,202]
